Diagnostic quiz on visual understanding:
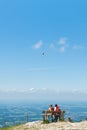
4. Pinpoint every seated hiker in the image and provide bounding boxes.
[48,104,54,112]
[54,104,61,122]
[48,104,54,122]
